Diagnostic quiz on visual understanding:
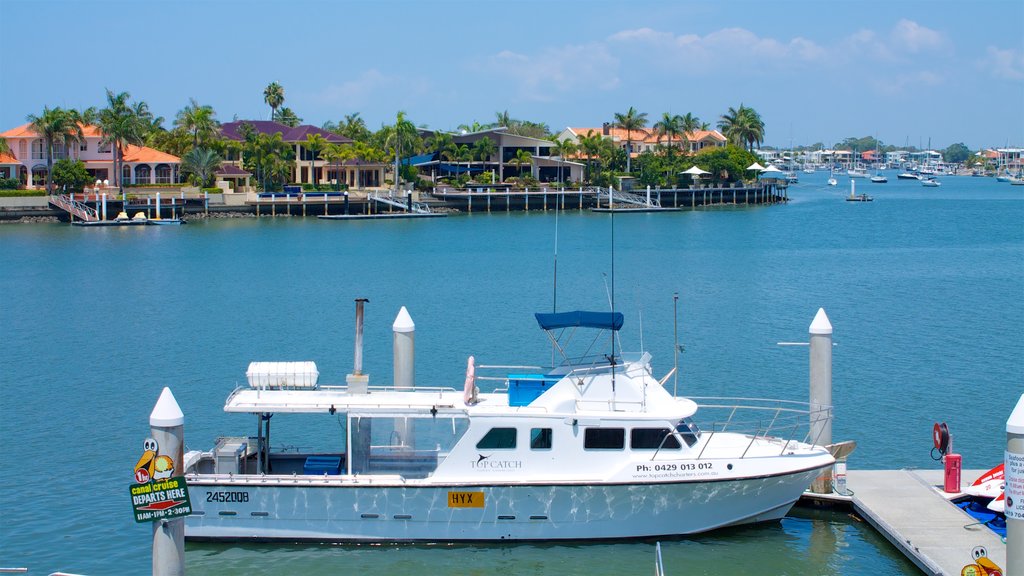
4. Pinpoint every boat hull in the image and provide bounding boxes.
[185,466,825,542]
